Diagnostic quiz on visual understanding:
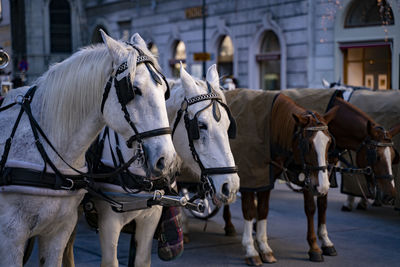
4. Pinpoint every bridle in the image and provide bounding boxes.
[100,45,172,152]
[172,82,238,200]
[285,111,331,194]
